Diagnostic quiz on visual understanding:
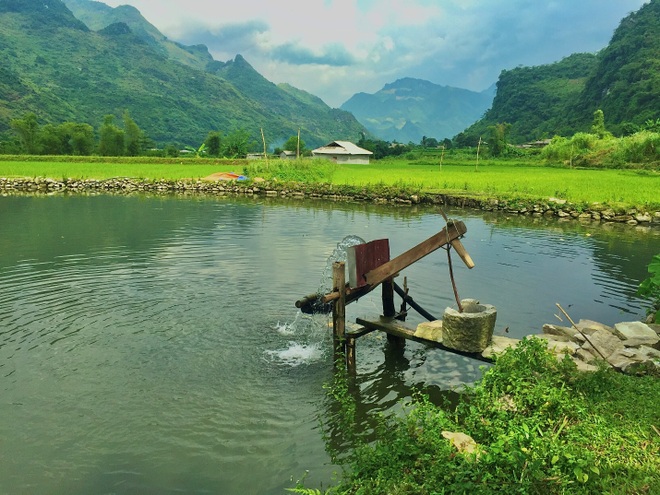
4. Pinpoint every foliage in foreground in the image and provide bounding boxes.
[304,338,659,495]
[638,253,660,323]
